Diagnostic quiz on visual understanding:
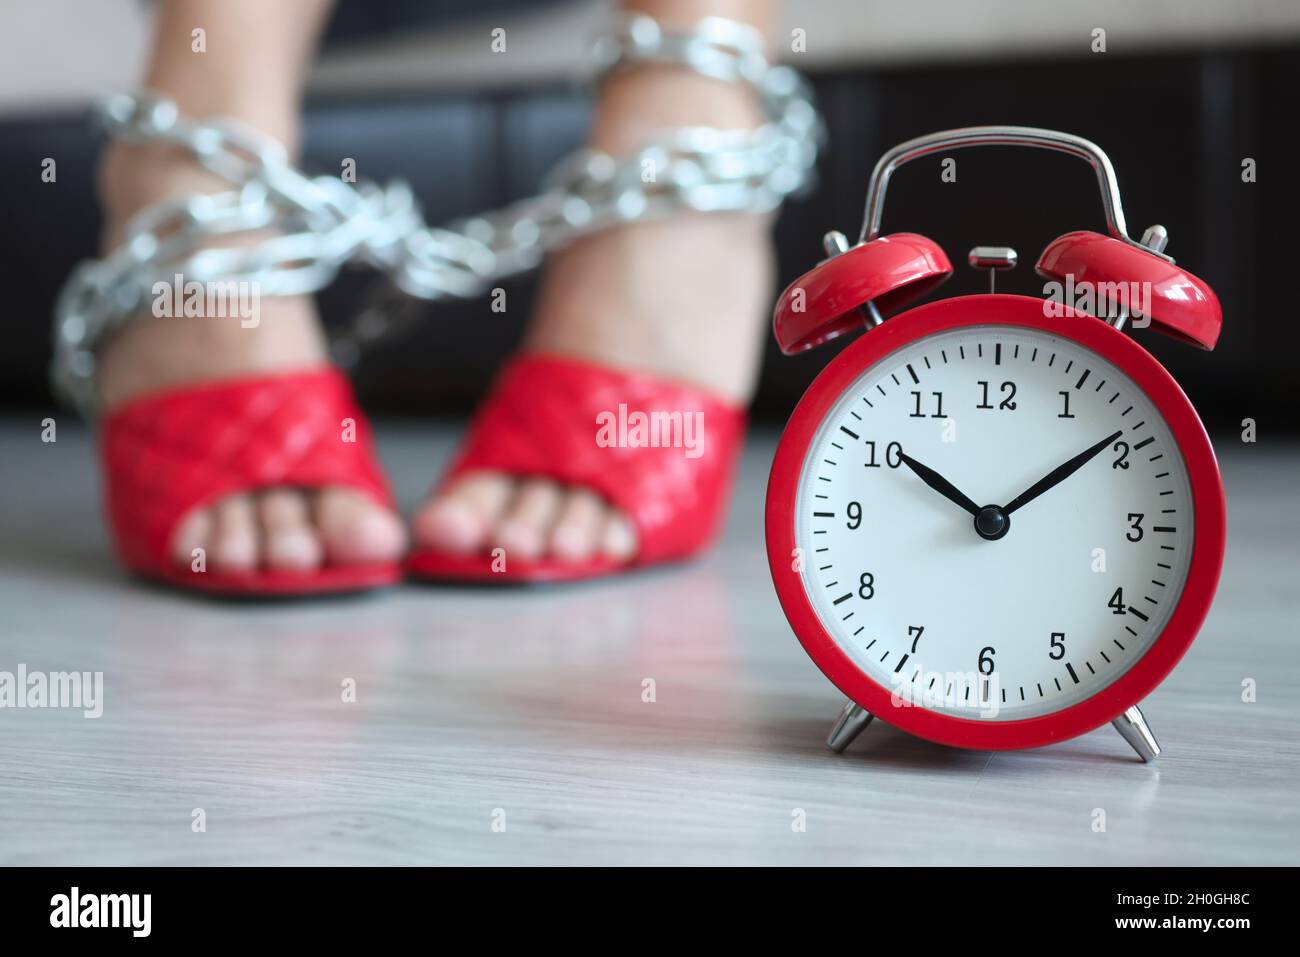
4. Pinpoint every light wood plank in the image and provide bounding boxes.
[0,422,1295,865]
